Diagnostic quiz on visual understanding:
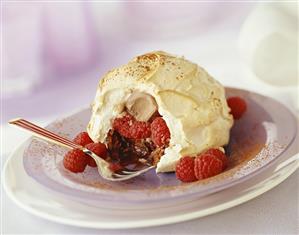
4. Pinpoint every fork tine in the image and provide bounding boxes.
[135,165,155,174]
[112,173,129,178]
[116,165,155,177]
[121,169,139,174]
